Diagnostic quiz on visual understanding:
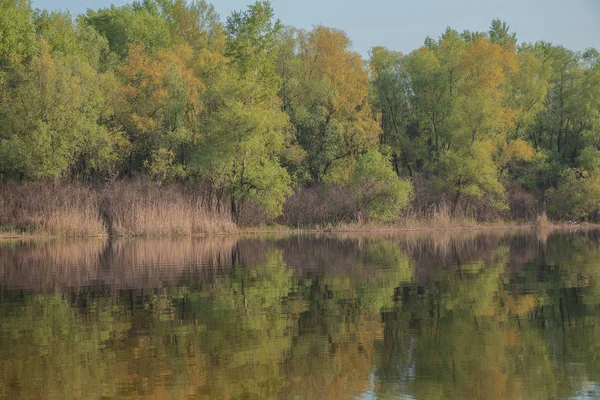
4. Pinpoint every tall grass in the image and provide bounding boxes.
[0,180,235,237]
[395,202,480,229]
[0,179,577,238]
[534,211,550,228]
[102,181,236,237]
[0,181,105,236]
